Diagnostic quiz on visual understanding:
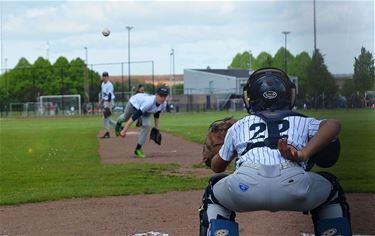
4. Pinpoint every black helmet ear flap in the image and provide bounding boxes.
[290,86,296,109]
